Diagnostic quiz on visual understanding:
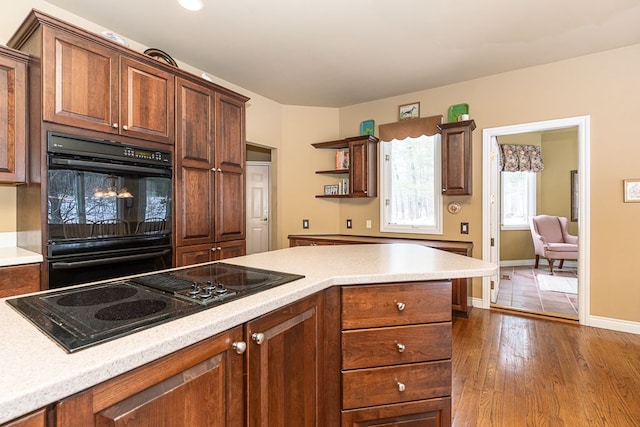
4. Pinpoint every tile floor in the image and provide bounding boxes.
[494,265,578,319]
